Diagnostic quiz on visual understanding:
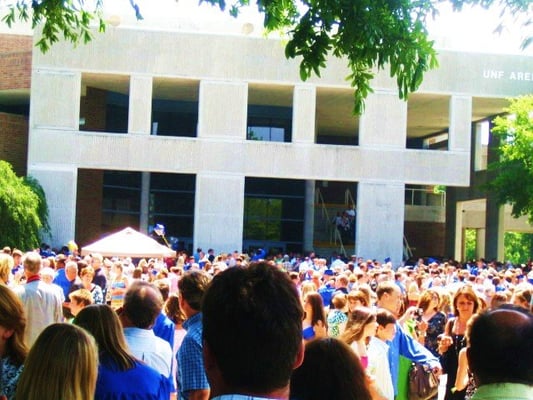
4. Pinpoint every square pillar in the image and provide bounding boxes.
[292,84,316,143]
[128,74,153,135]
[194,173,245,253]
[356,182,405,265]
[449,95,472,152]
[359,91,407,148]
[476,228,486,259]
[27,165,78,248]
[303,180,315,252]
[485,198,505,261]
[198,80,247,139]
